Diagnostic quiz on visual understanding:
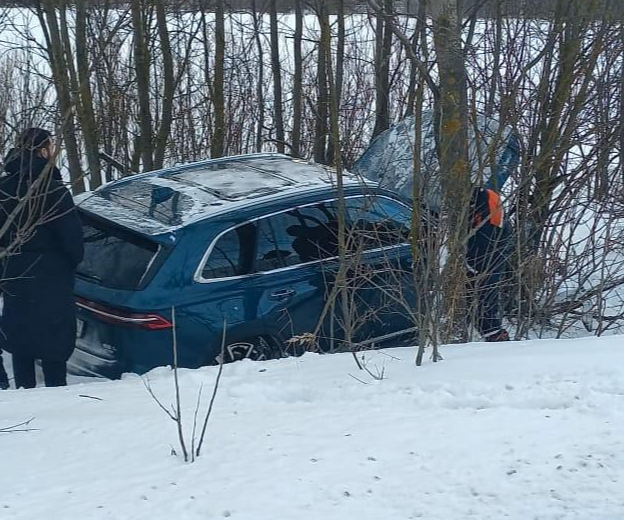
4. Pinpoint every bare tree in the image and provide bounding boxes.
[291,0,303,157]
[314,0,330,164]
[75,0,102,188]
[145,311,226,463]
[269,0,285,153]
[153,0,174,169]
[130,0,154,171]
[372,0,393,139]
[36,0,86,192]
[211,0,226,158]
